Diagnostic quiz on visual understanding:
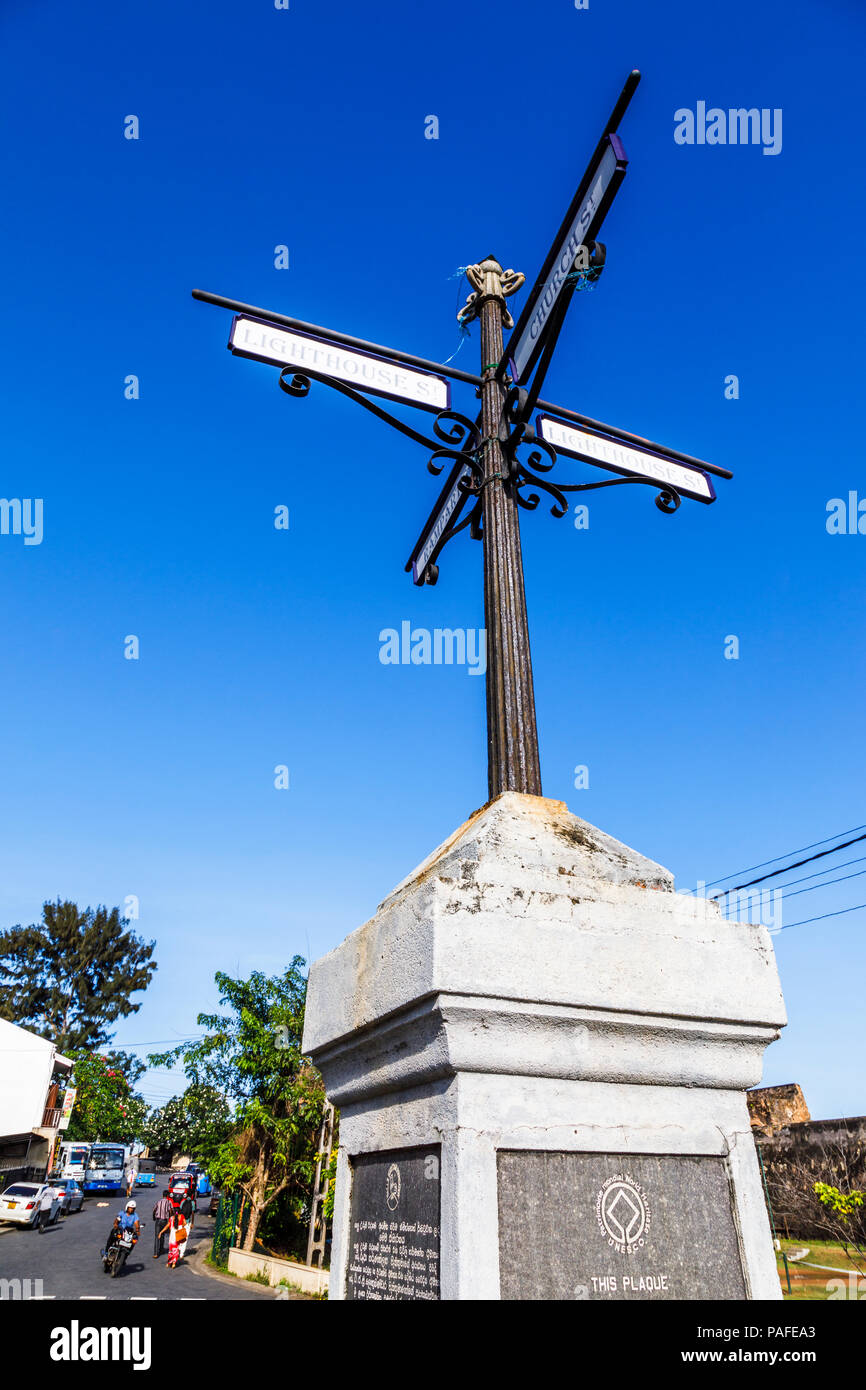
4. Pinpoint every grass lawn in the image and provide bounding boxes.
[776,1238,866,1301]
